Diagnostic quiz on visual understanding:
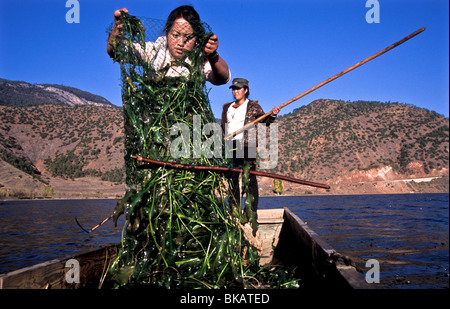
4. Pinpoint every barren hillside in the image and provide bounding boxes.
[0,93,448,198]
